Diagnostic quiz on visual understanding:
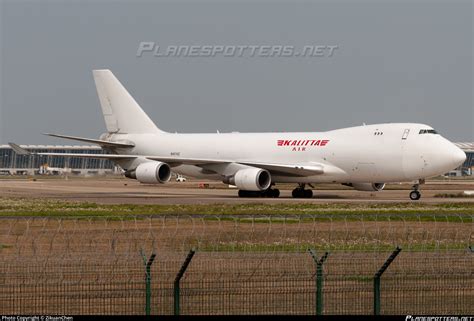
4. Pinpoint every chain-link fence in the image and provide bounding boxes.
[0,214,472,315]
